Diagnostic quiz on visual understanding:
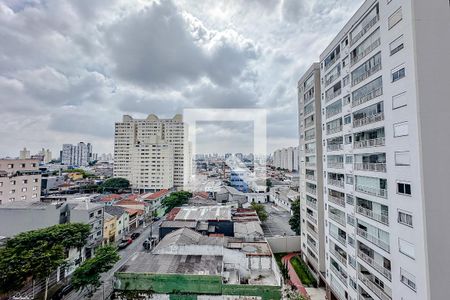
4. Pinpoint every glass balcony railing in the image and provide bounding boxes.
[354,162,386,172]
[354,137,385,149]
[353,112,384,128]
